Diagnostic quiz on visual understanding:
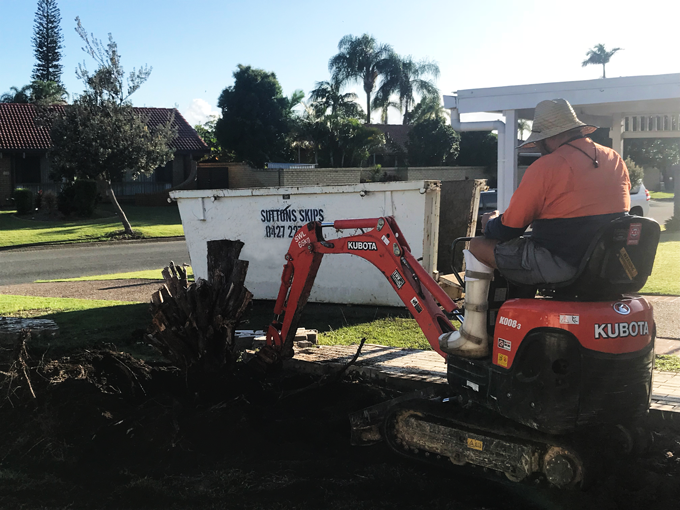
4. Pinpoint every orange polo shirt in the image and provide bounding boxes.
[485,138,631,266]
[503,138,630,228]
